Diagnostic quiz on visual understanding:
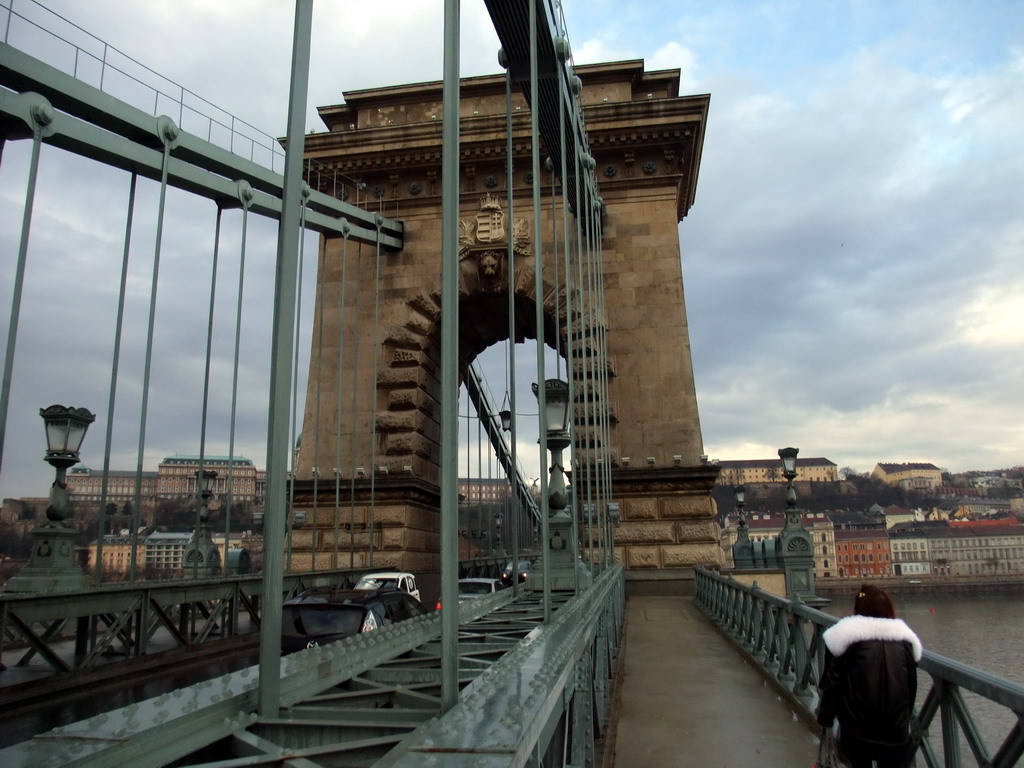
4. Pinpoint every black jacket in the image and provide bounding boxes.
[816,615,922,747]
